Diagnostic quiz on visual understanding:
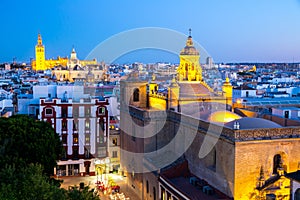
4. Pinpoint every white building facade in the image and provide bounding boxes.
[37,86,110,176]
